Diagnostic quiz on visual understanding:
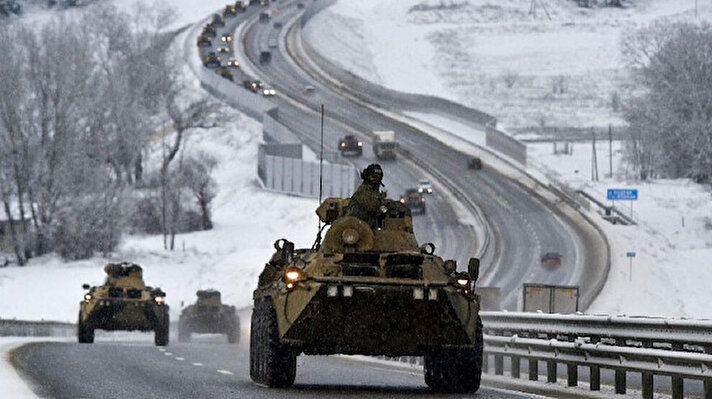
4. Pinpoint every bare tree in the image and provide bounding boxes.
[180,152,219,230]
